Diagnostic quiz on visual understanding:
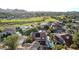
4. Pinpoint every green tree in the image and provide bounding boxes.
[66,23,72,29]
[4,34,19,50]
[24,27,38,36]
[49,33,55,41]
[0,29,2,32]
[73,32,79,44]
[44,25,49,30]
